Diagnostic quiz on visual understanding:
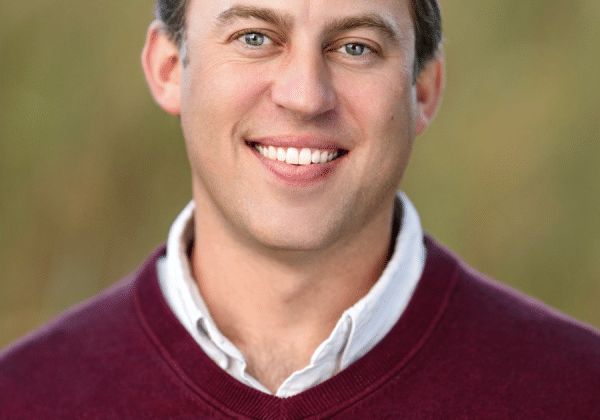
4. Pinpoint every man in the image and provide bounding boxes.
[1,0,599,418]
